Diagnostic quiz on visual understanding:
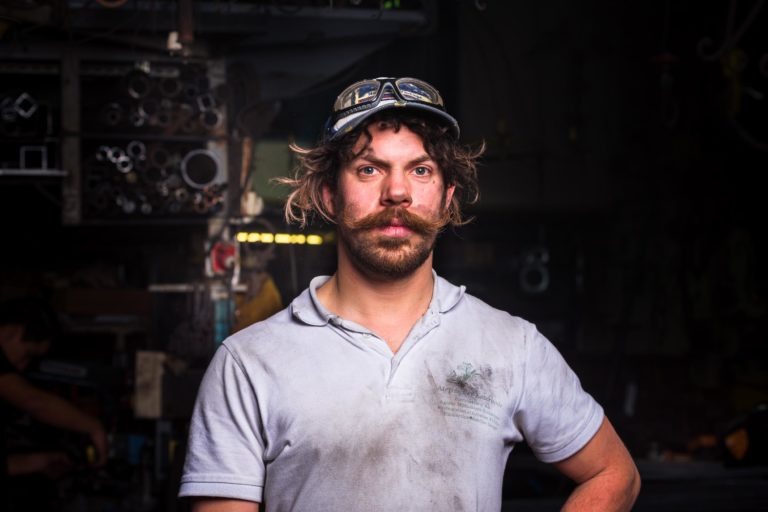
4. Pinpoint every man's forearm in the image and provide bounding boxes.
[562,465,640,512]
[553,418,641,512]
[7,452,69,476]
[27,389,102,437]
[191,498,260,511]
